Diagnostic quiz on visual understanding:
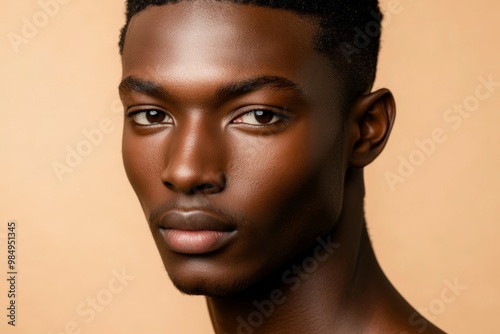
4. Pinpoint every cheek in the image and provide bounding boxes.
[227,120,344,235]
[122,128,165,210]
